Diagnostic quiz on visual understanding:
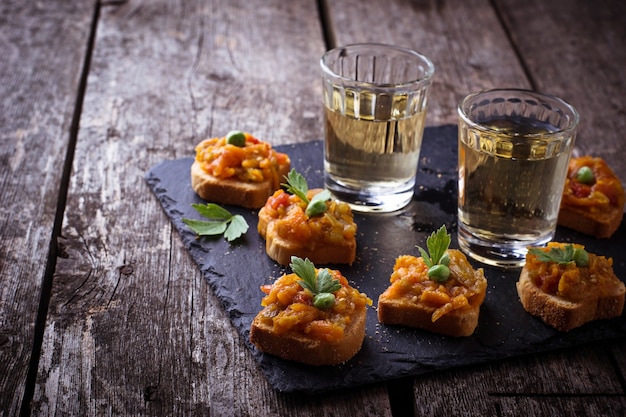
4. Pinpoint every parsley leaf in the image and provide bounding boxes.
[282,169,331,217]
[416,225,452,282]
[317,268,342,294]
[290,256,318,293]
[282,169,309,202]
[191,202,233,221]
[182,203,249,242]
[528,244,589,267]
[224,214,248,241]
[289,256,341,310]
[182,219,227,235]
